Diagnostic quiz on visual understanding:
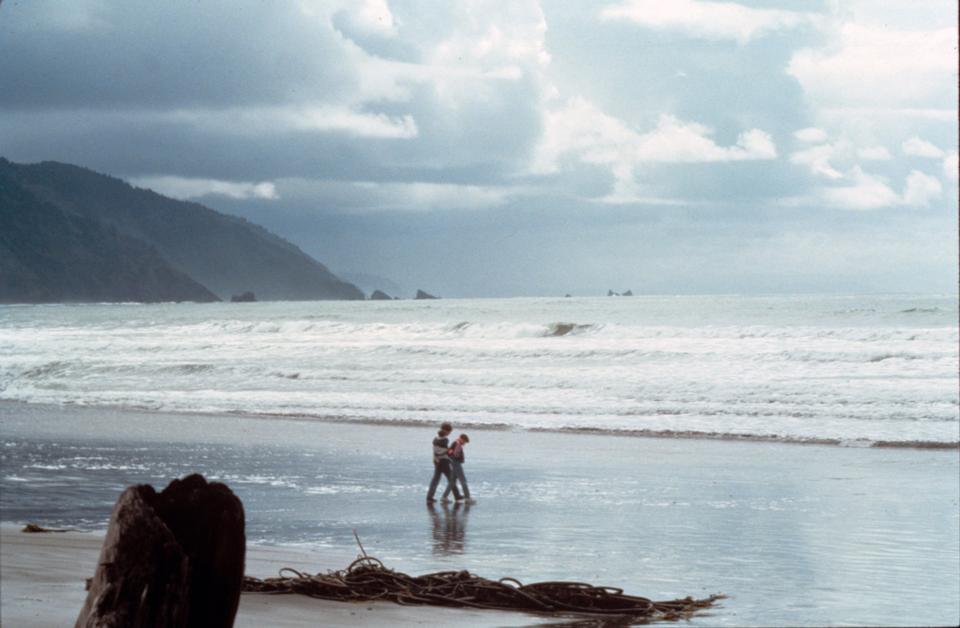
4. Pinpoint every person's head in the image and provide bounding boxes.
[459,434,469,444]
[440,421,452,435]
